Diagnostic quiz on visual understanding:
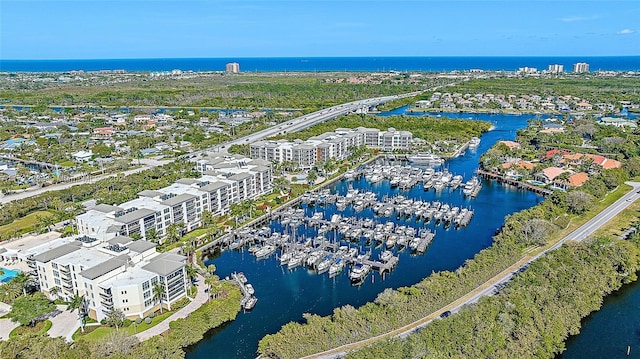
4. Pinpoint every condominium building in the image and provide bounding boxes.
[76,155,272,241]
[249,127,412,169]
[225,62,240,73]
[573,62,590,73]
[30,234,187,321]
[548,64,564,73]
